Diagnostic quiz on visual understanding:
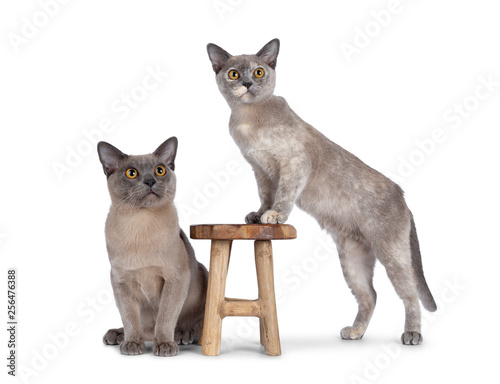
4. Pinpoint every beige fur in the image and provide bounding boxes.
[98,138,208,356]
[207,39,436,345]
